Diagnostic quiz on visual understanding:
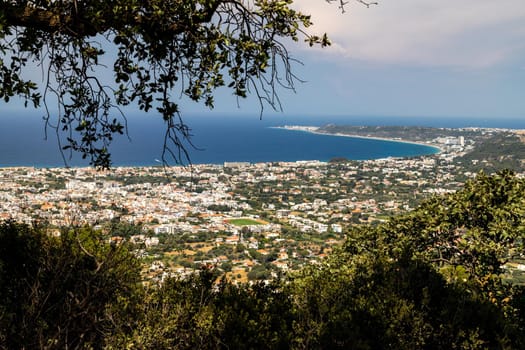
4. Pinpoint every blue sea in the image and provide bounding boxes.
[0,113,524,168]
